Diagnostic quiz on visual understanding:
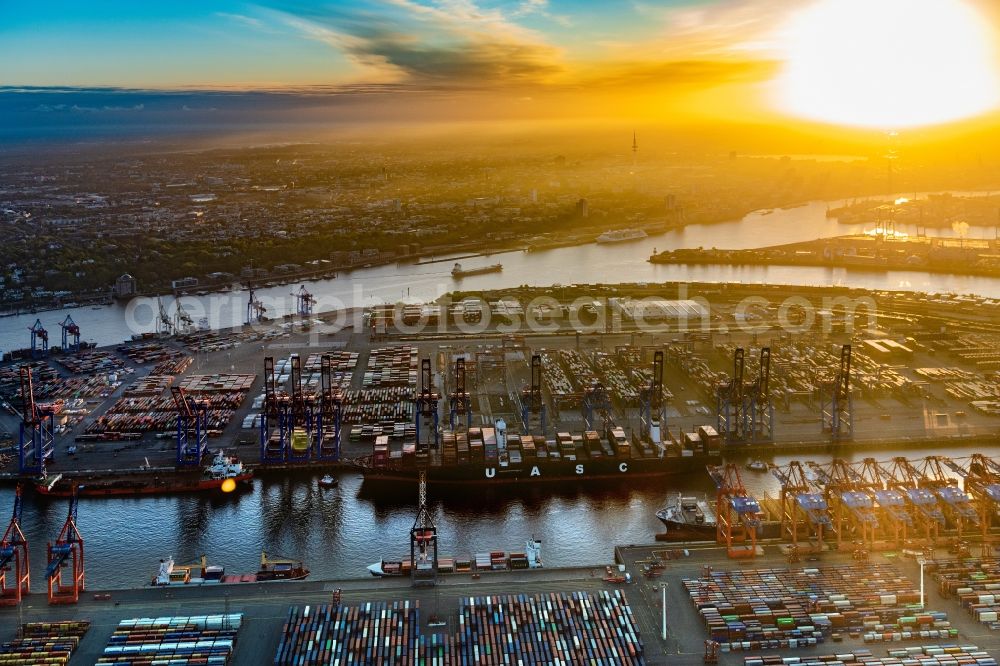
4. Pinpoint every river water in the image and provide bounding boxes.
[3,194,1000,352]
[1,443,988,590]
